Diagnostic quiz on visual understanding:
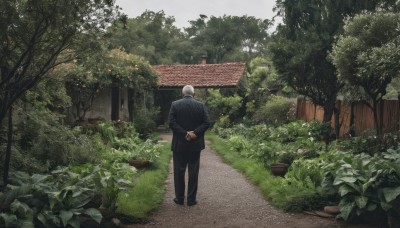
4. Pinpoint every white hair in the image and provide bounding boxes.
[182,85,195,96]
